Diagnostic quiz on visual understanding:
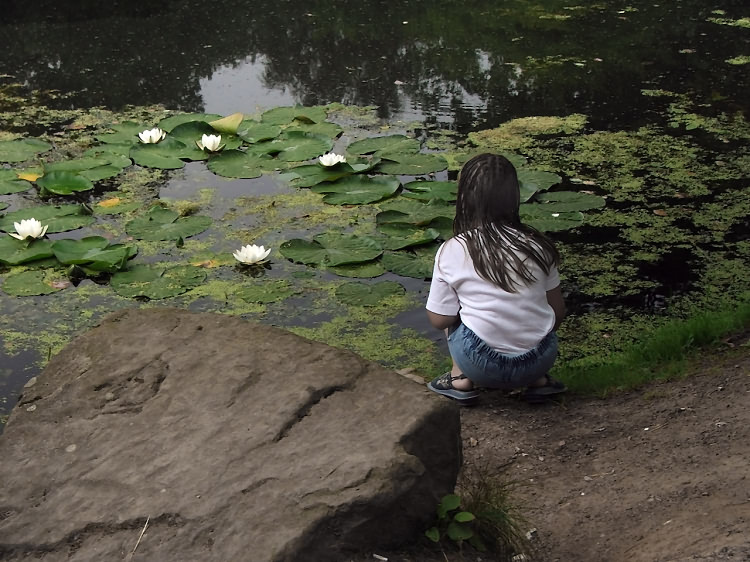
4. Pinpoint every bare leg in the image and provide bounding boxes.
[446,328,474,391]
